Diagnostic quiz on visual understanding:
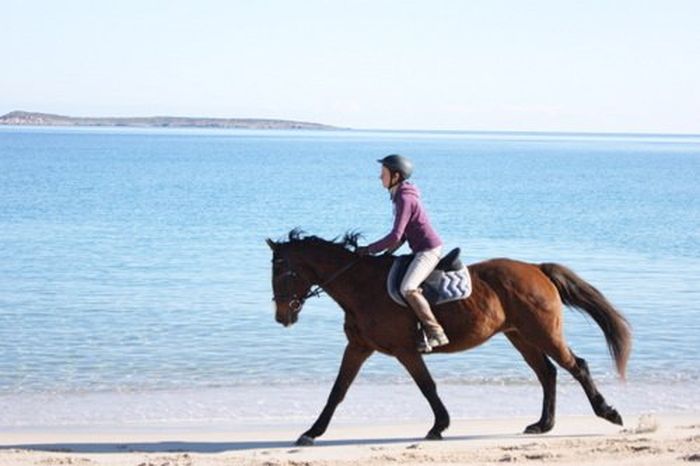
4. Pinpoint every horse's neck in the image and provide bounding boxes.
[304,248,354,283]
[307,252,388,305]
